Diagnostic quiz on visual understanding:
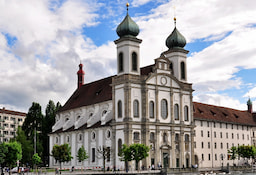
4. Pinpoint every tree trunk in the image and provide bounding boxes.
[136,161,139,170]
